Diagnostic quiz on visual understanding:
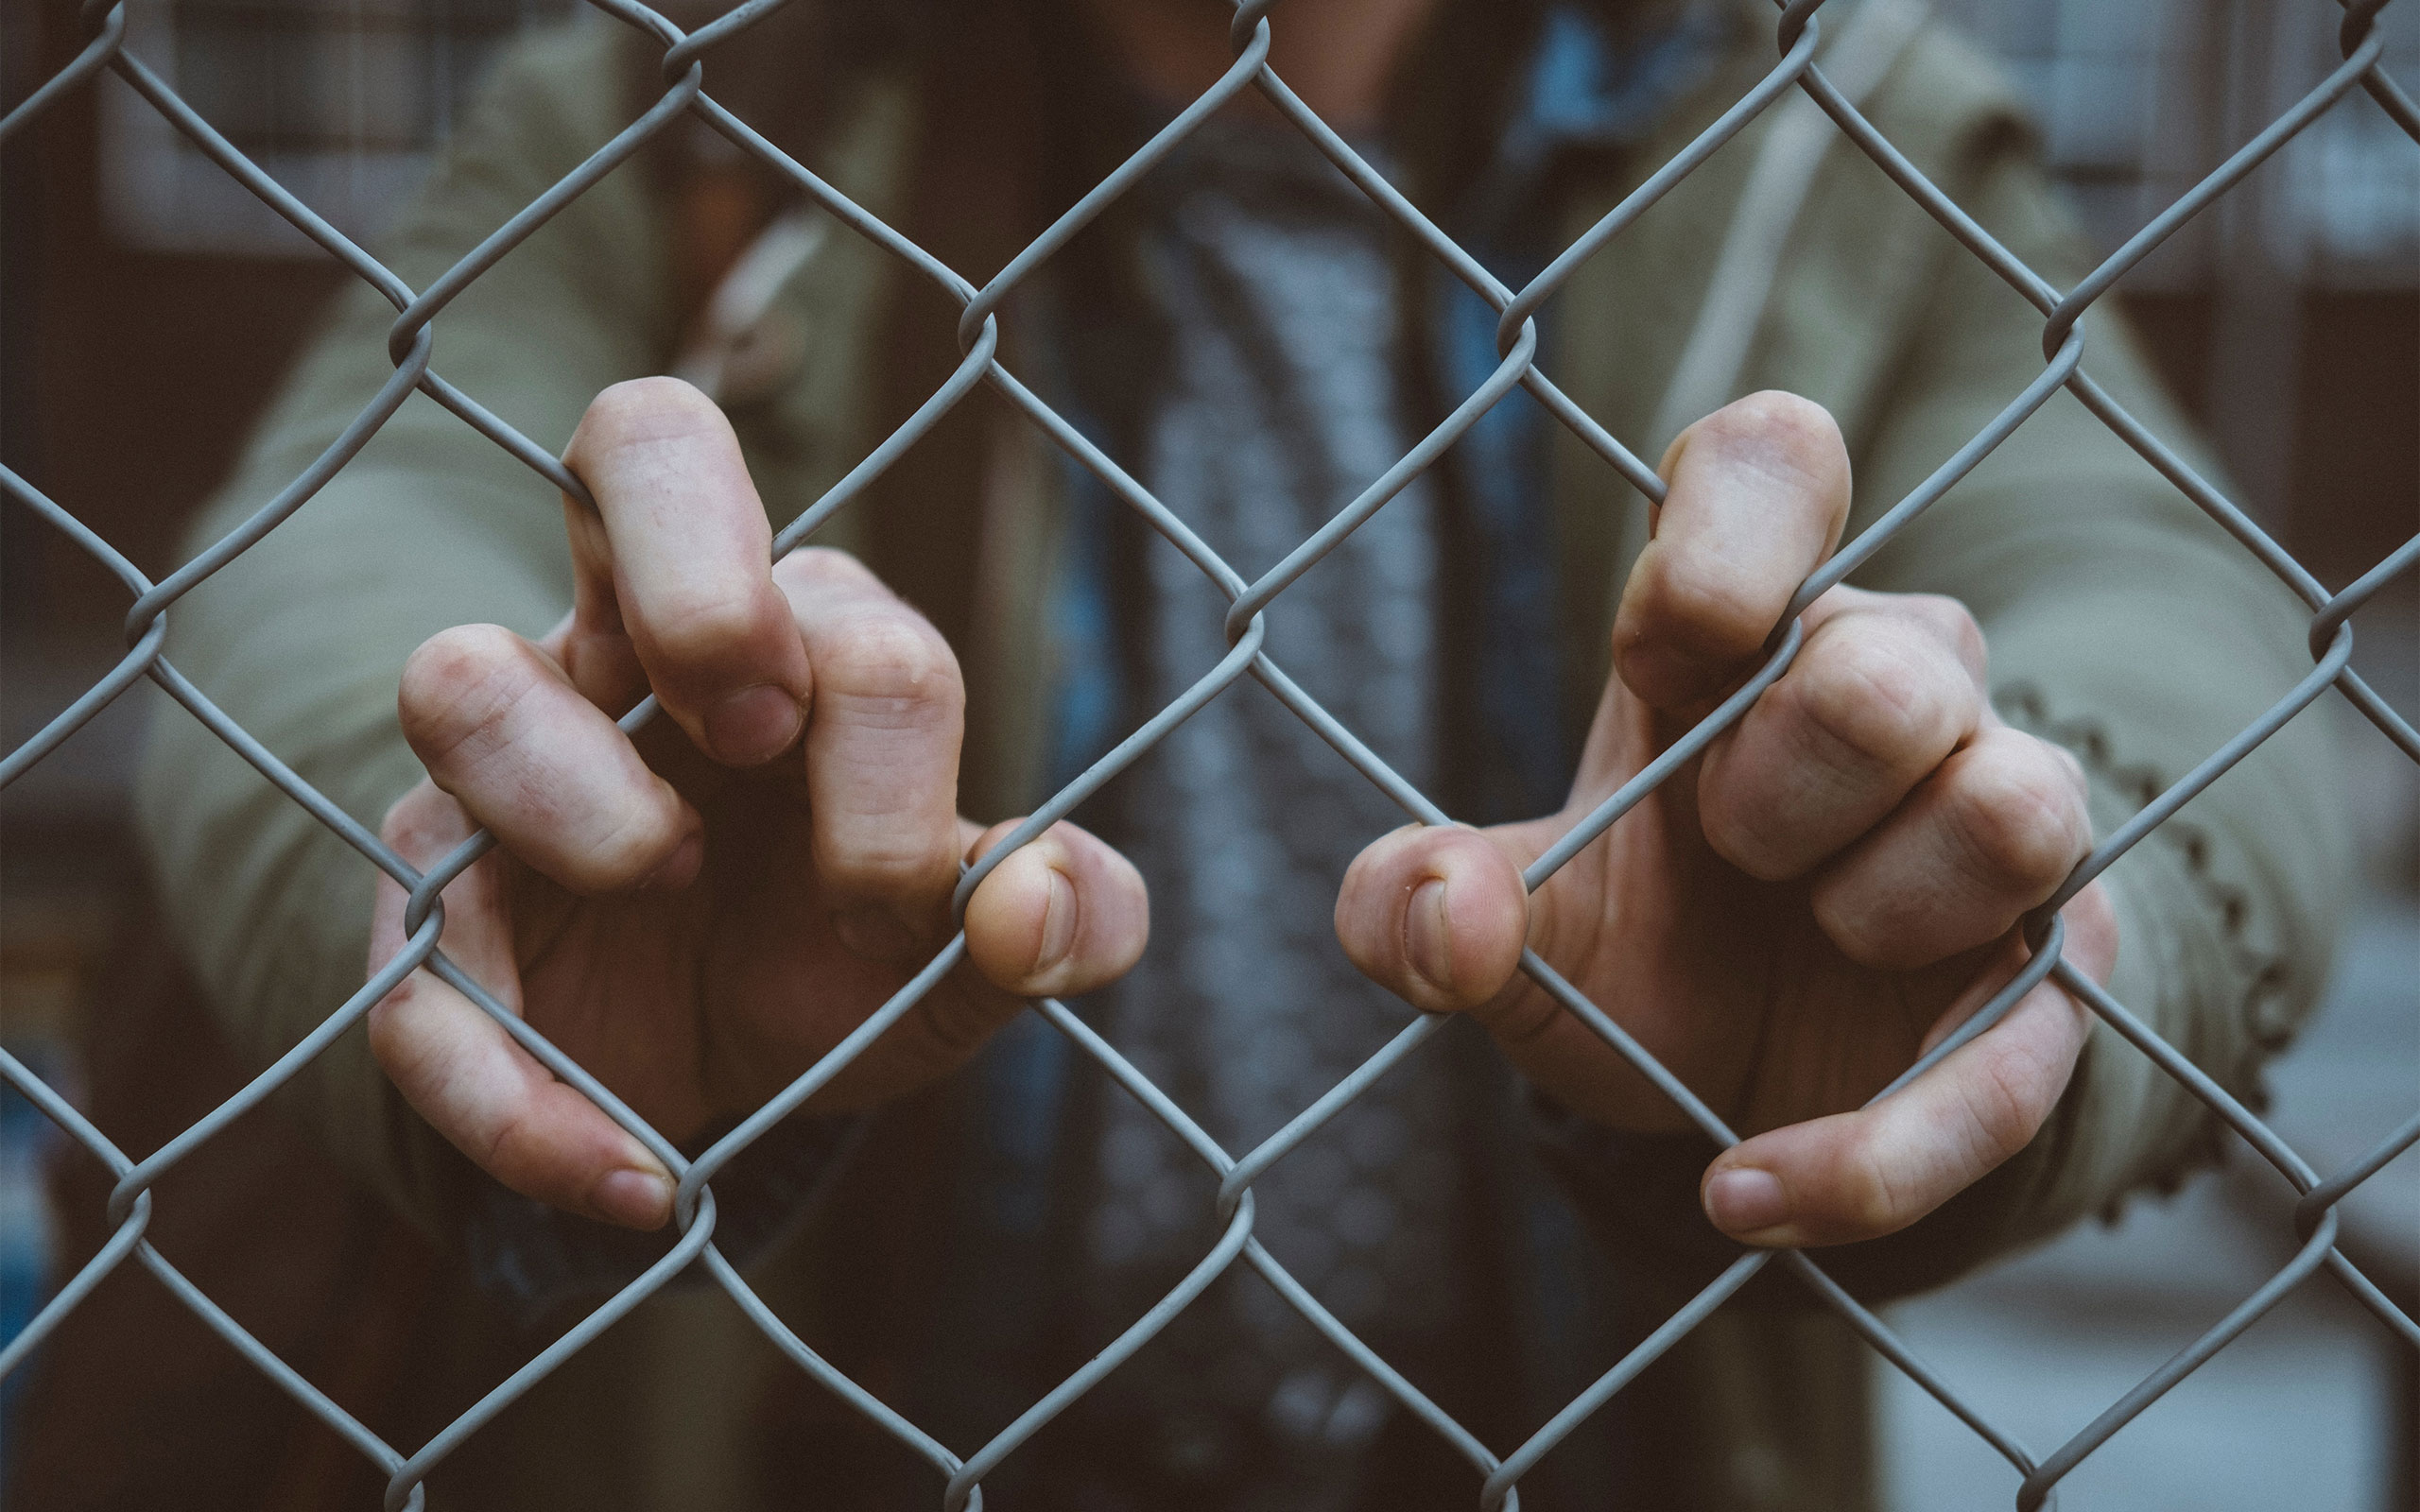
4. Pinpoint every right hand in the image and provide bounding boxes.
[1334,394,2114,1250]
[366,377,1149,1231]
